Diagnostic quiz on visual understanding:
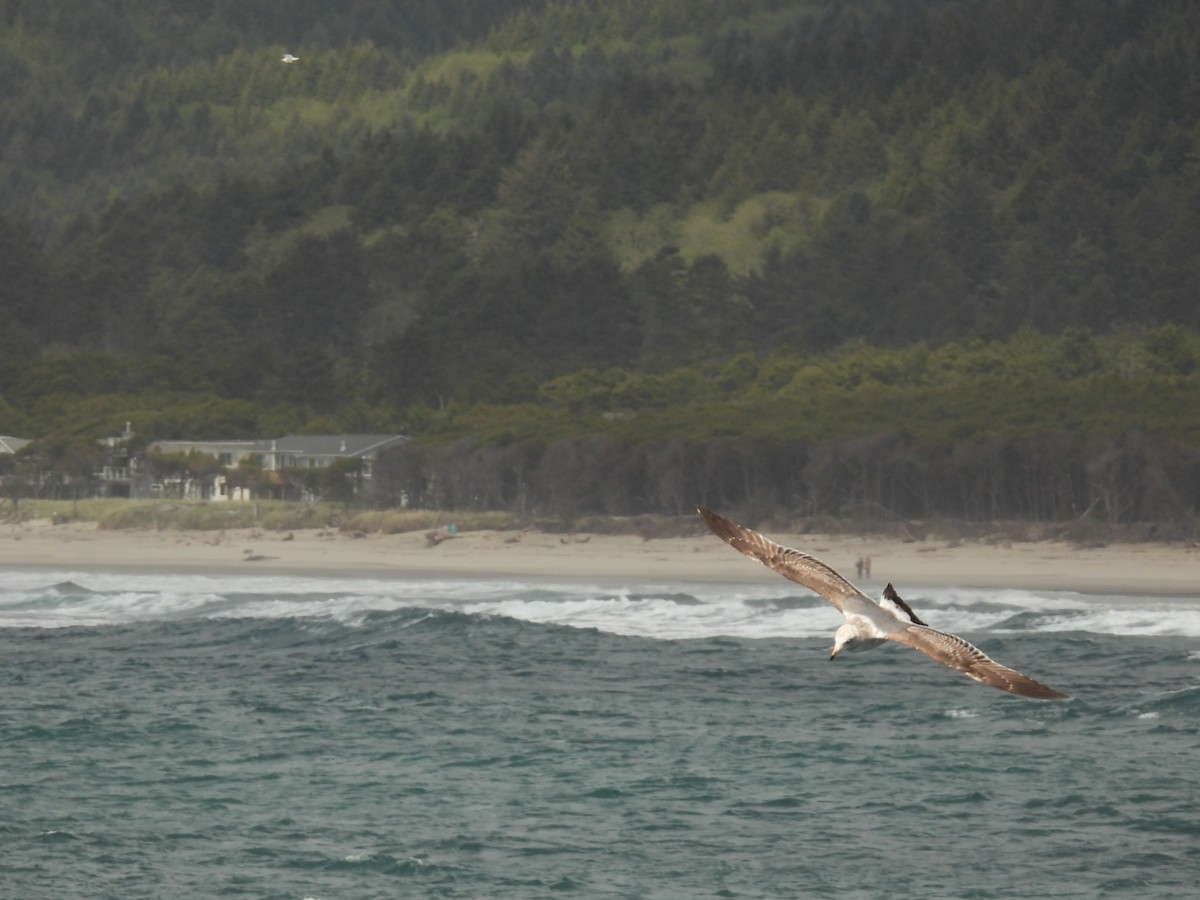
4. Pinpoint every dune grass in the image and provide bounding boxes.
[1,499,521,534]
